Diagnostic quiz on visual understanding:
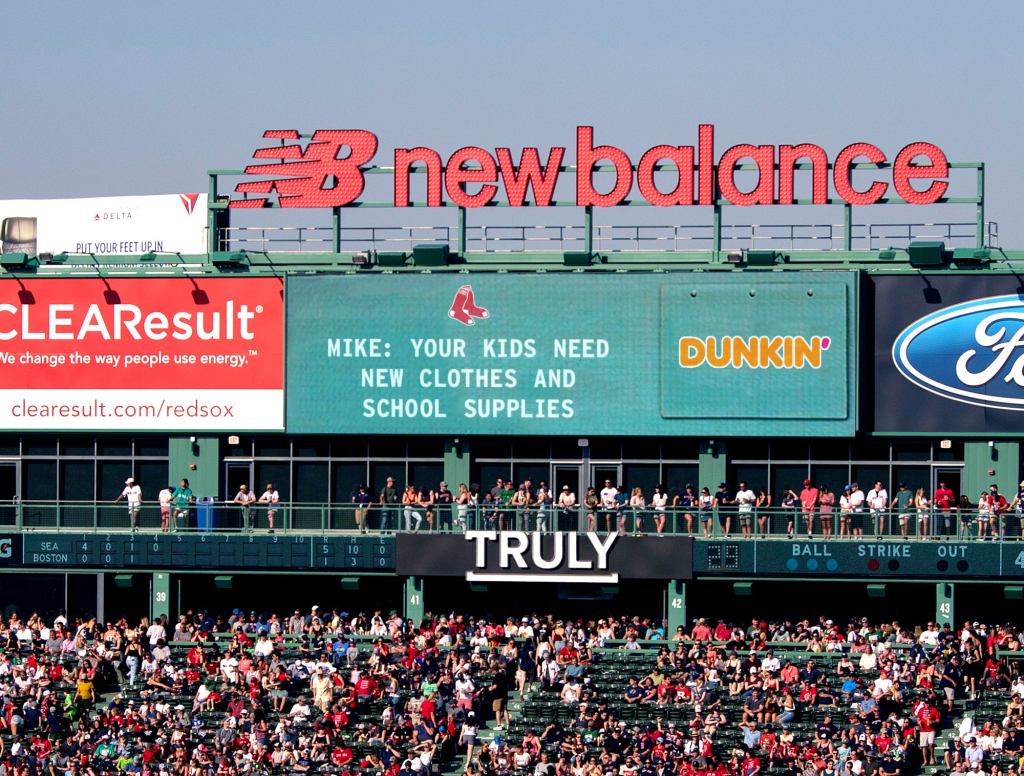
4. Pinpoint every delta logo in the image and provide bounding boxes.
[678,335,831,369]
[179,193,200,215]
